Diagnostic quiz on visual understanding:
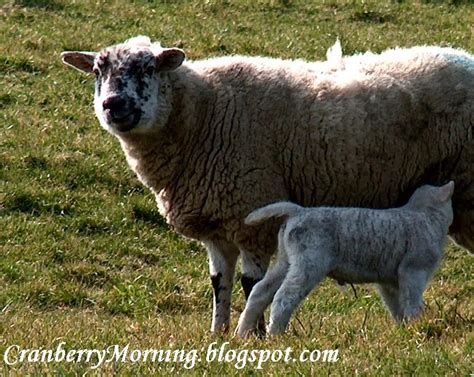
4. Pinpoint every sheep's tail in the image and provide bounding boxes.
[245,202,302,226]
